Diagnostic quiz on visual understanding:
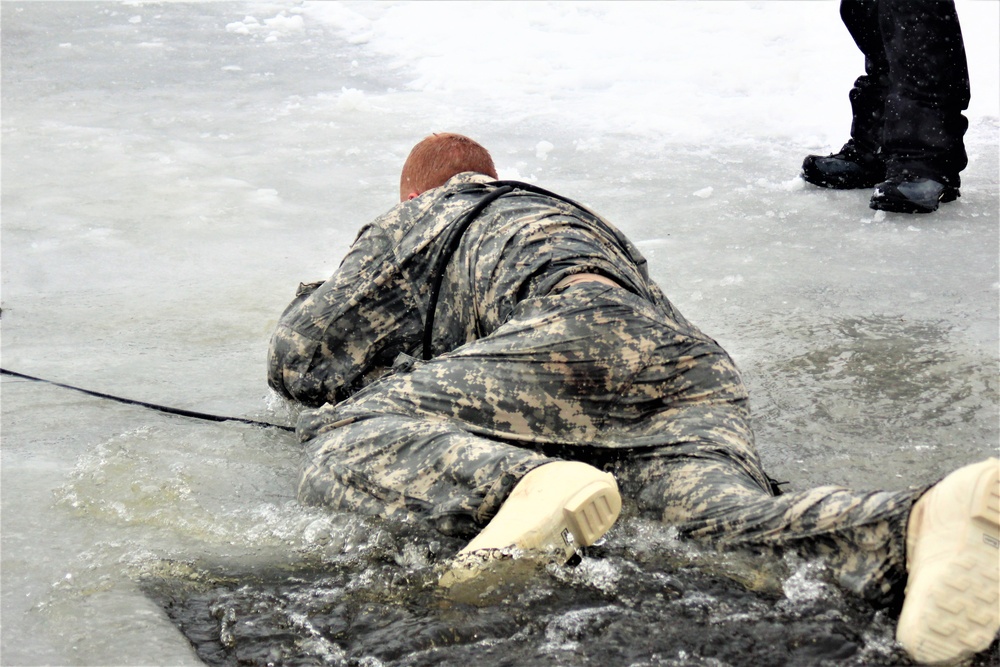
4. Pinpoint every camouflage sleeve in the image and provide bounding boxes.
[267,177,512,406]
[266,219,410,407]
